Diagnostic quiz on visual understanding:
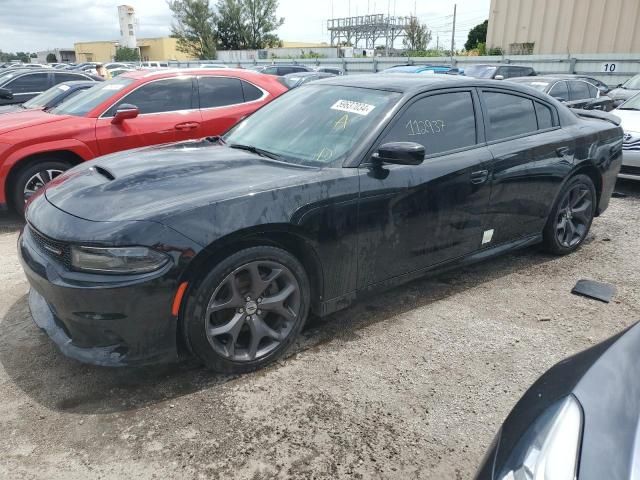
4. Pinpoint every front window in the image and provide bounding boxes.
[50,77,133,117]
[223,85,401,166]
[464,65,497,79]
